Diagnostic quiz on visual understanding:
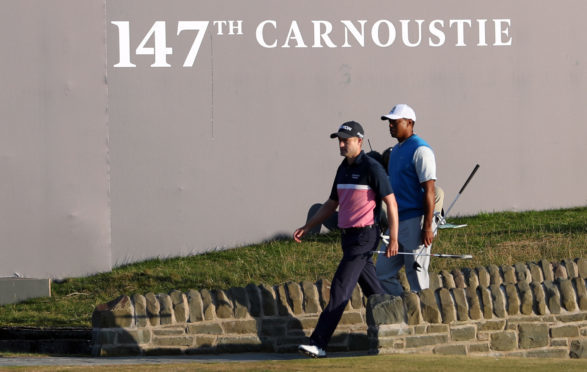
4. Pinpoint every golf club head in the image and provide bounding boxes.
[435,211,446,226]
